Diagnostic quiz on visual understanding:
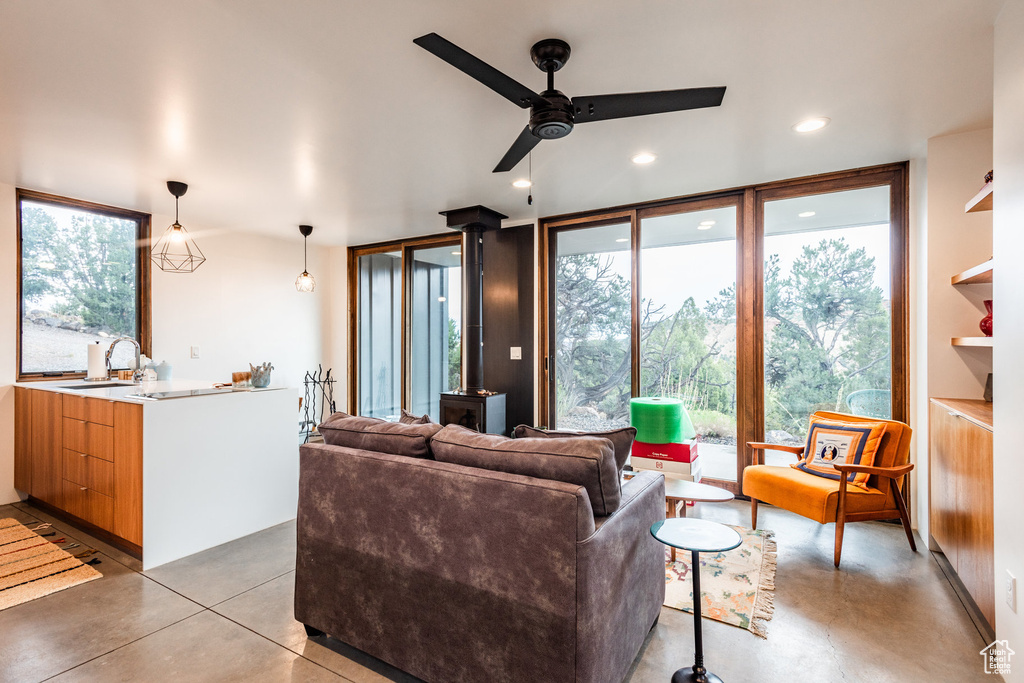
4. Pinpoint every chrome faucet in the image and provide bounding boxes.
[105,337,145,383]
